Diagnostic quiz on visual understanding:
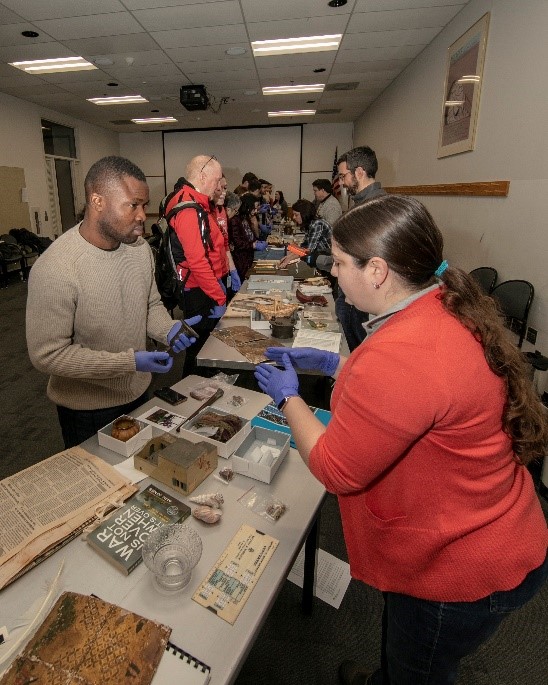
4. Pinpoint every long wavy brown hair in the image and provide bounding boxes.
[333,194,547,464]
